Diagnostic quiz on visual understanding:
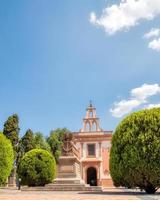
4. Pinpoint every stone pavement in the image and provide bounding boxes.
[0,188,160,200]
